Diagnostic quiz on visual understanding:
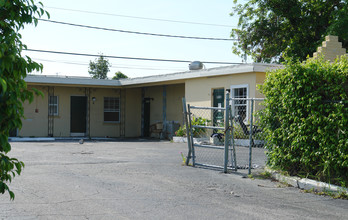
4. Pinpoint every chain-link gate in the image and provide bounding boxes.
[183,92,266,174]
[183,92,237,173]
